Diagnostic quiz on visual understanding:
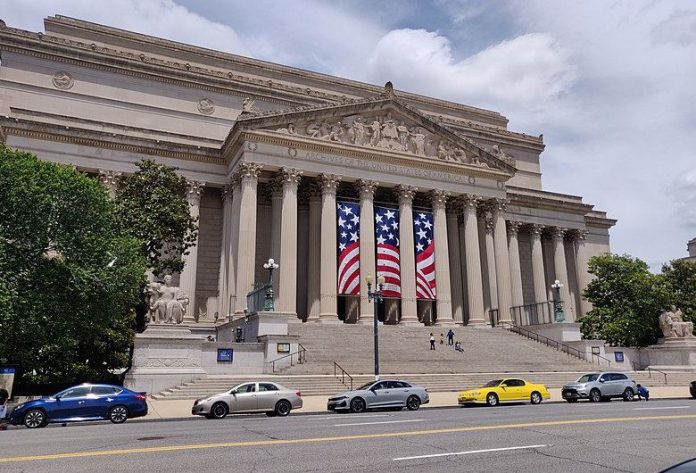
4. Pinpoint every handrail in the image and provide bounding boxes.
[497,321,611,366]
[333,361,353,390]
[266,344,306,373]
[647,367,668,384]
